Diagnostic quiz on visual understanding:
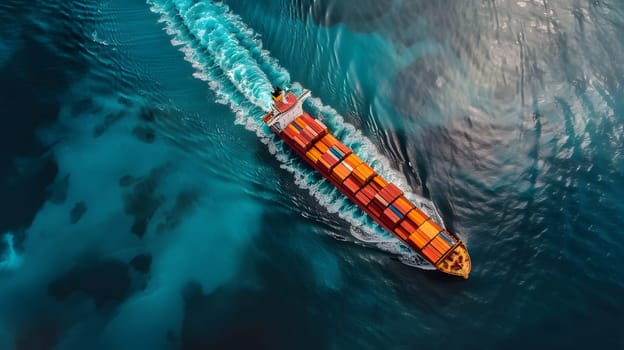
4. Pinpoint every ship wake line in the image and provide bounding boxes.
[148,0,449,270]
